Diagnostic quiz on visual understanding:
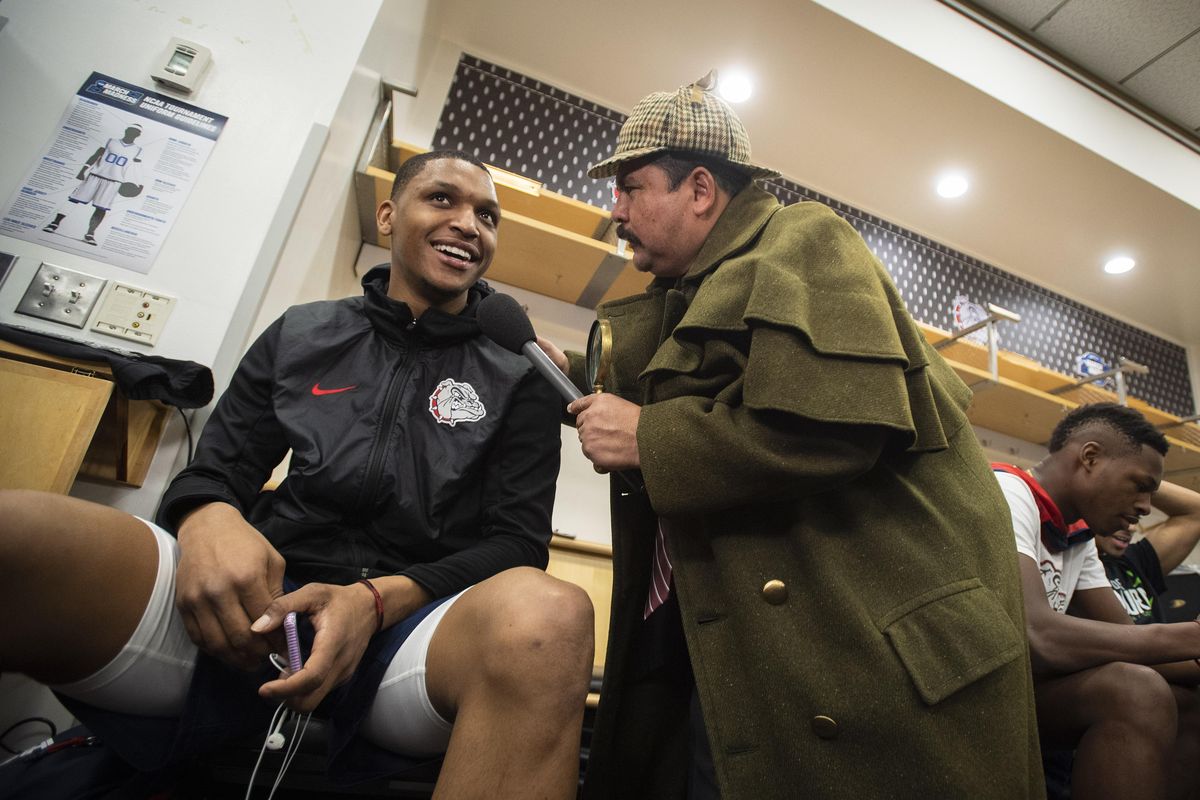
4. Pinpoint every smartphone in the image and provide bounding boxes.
[283,611,303,673]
